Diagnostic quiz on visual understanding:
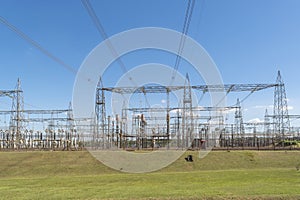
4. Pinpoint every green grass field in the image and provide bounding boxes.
[0,150,299,199]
